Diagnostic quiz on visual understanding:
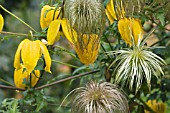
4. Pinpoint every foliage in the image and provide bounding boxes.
[0,0,170,113]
